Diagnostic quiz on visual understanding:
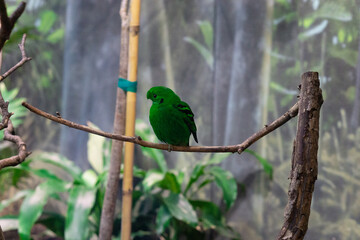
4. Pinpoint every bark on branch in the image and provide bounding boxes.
[22,101,299,154]
[0,35,32,171]
[0,0,26,51]
[277,72,323,240]
[98,0,129,239]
